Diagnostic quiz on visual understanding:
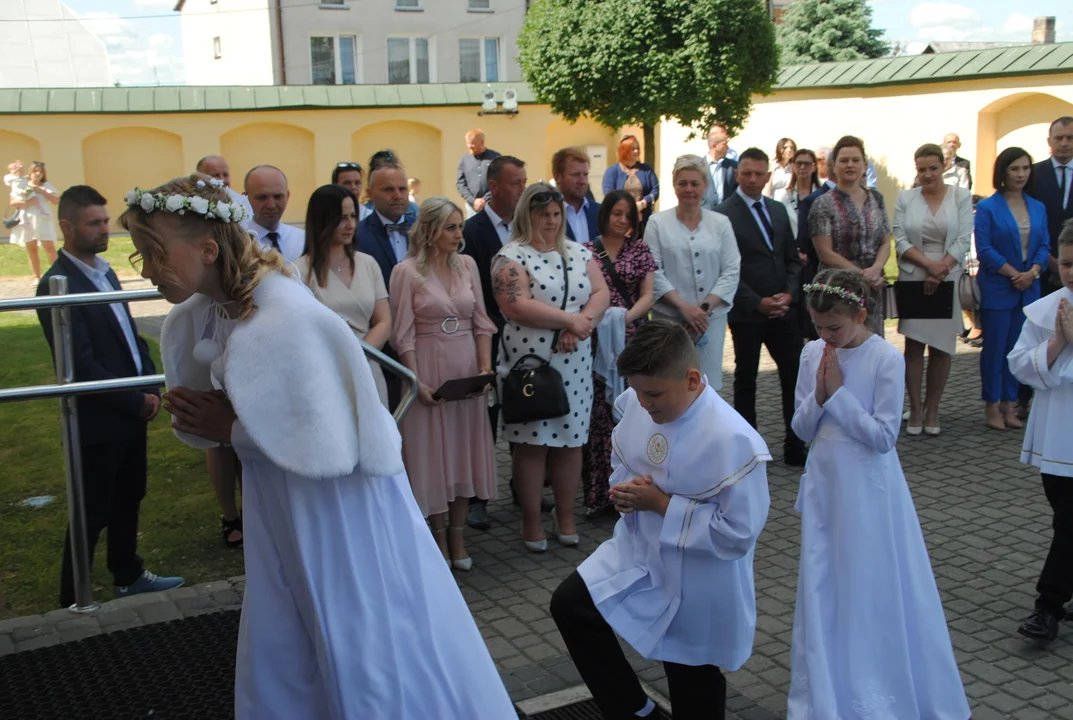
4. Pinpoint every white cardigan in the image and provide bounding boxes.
[893,185,973,276]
